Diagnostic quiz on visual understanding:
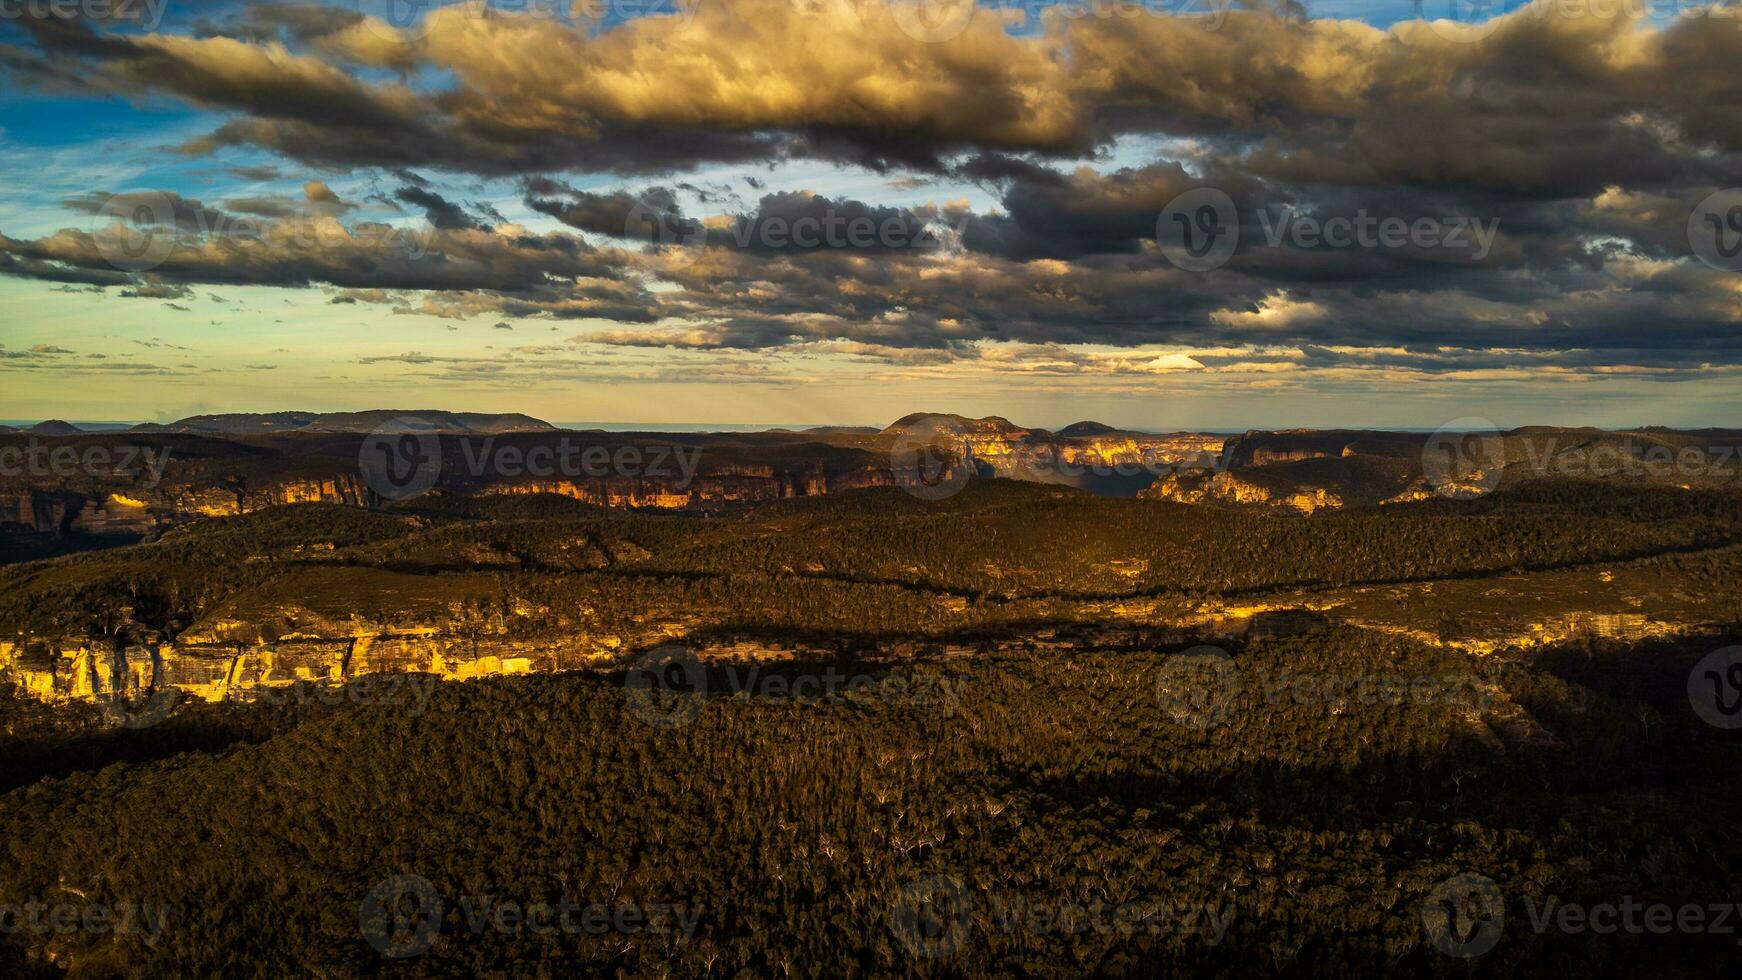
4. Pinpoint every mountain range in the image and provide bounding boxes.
[3,411,1740,563]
